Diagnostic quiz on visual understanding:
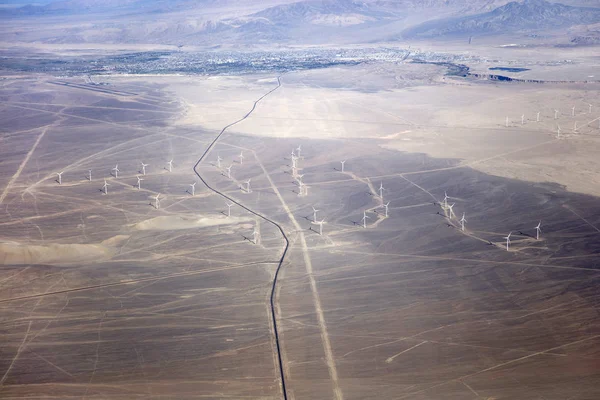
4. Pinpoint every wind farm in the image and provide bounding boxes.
[1,42,600,400]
